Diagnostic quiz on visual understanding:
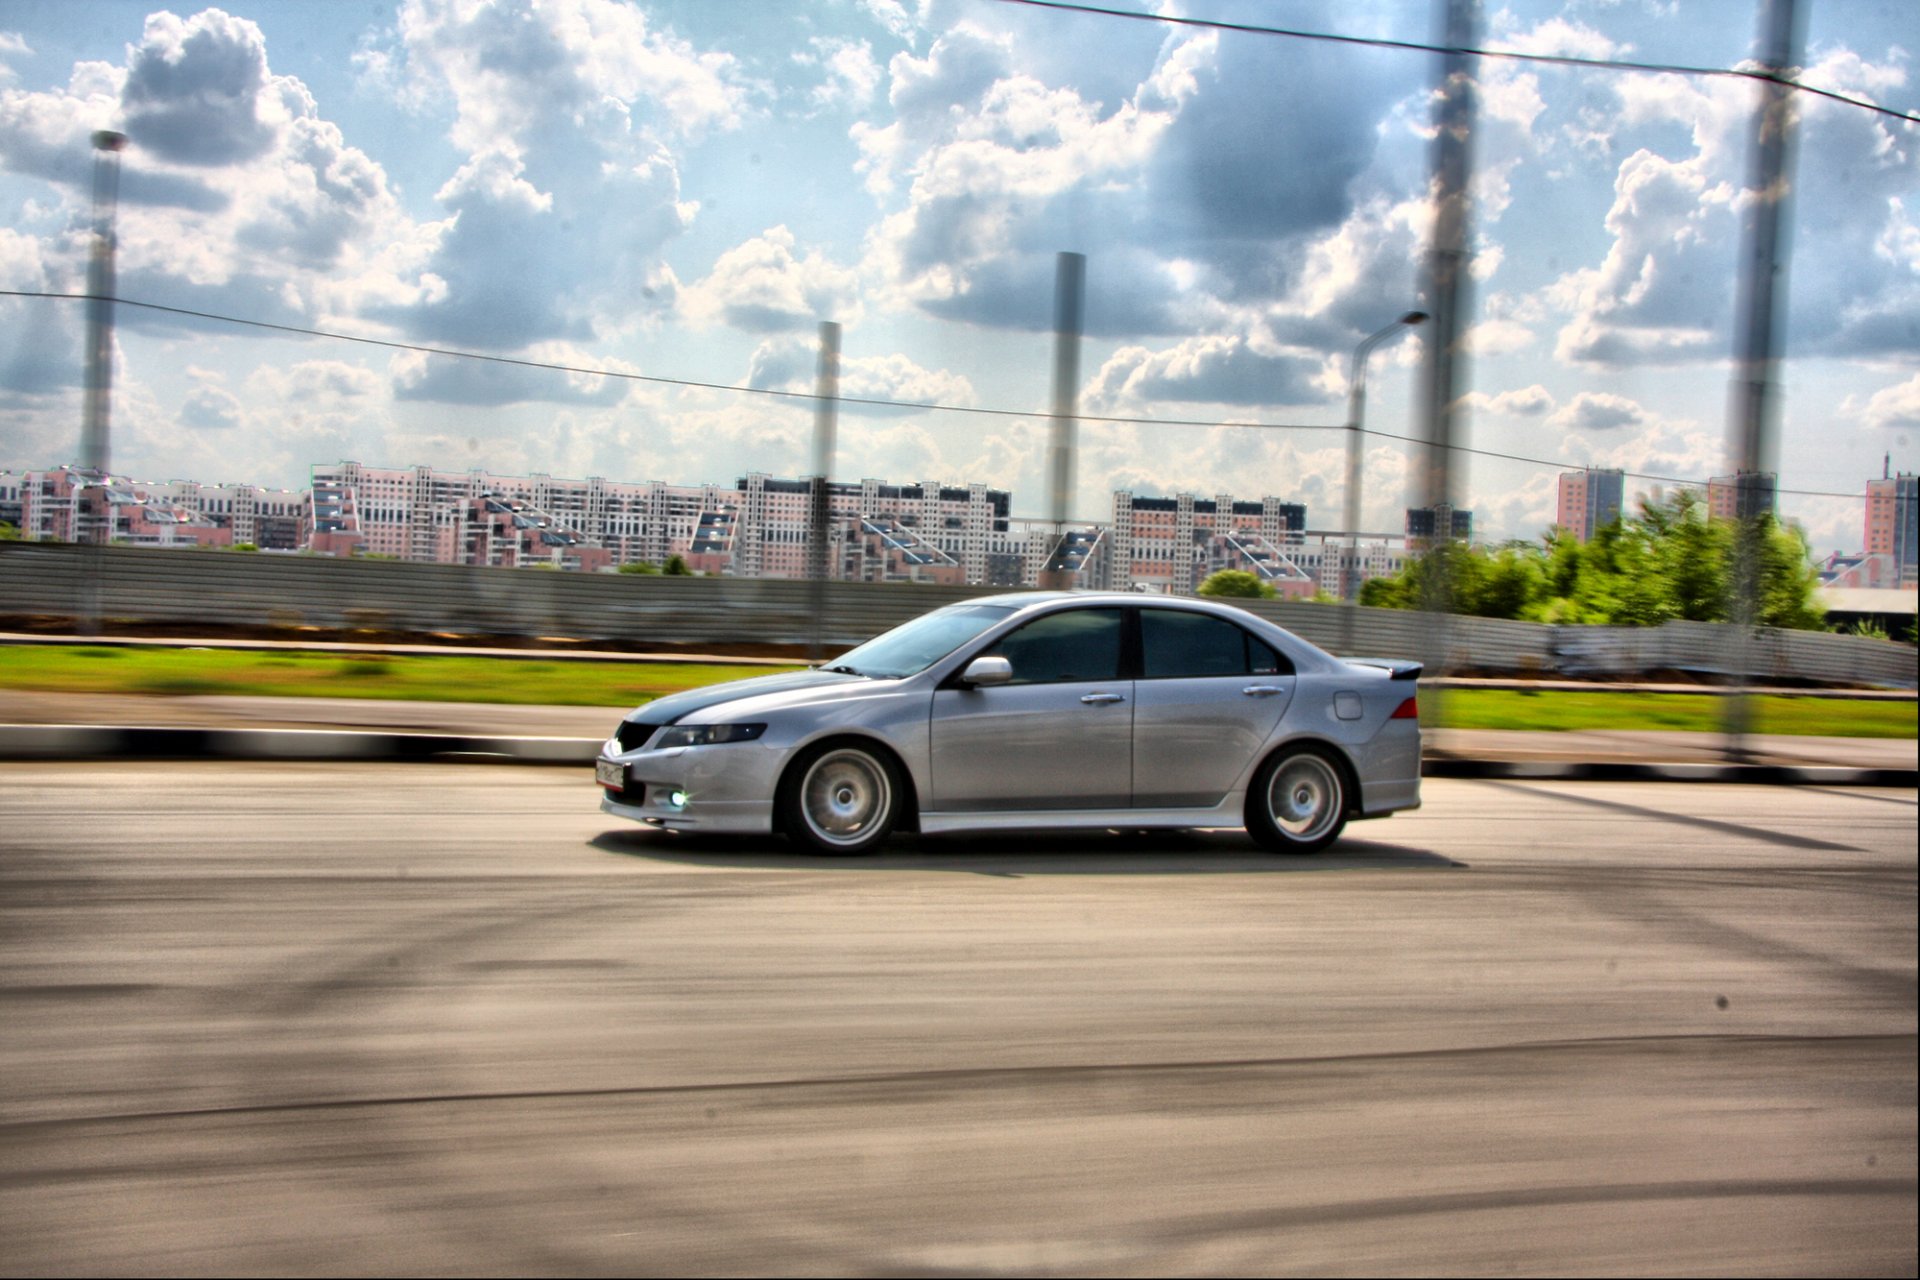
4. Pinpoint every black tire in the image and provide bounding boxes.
[1246,745,1350,854]
[777,741,903,856]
